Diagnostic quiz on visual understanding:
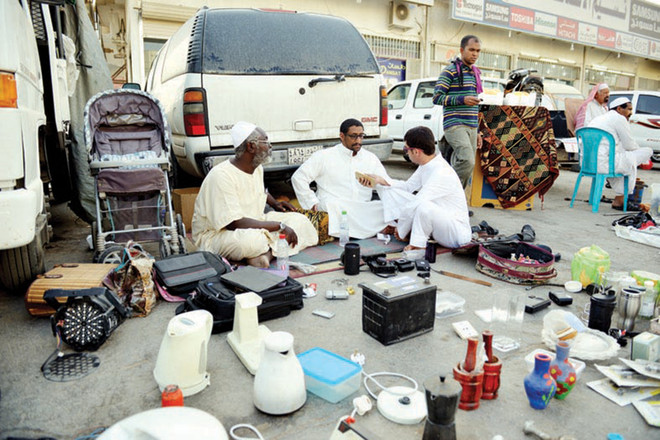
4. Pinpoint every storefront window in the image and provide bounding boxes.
[584,68,634,91]
[479,52,510,79]
[518,58,579,85]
